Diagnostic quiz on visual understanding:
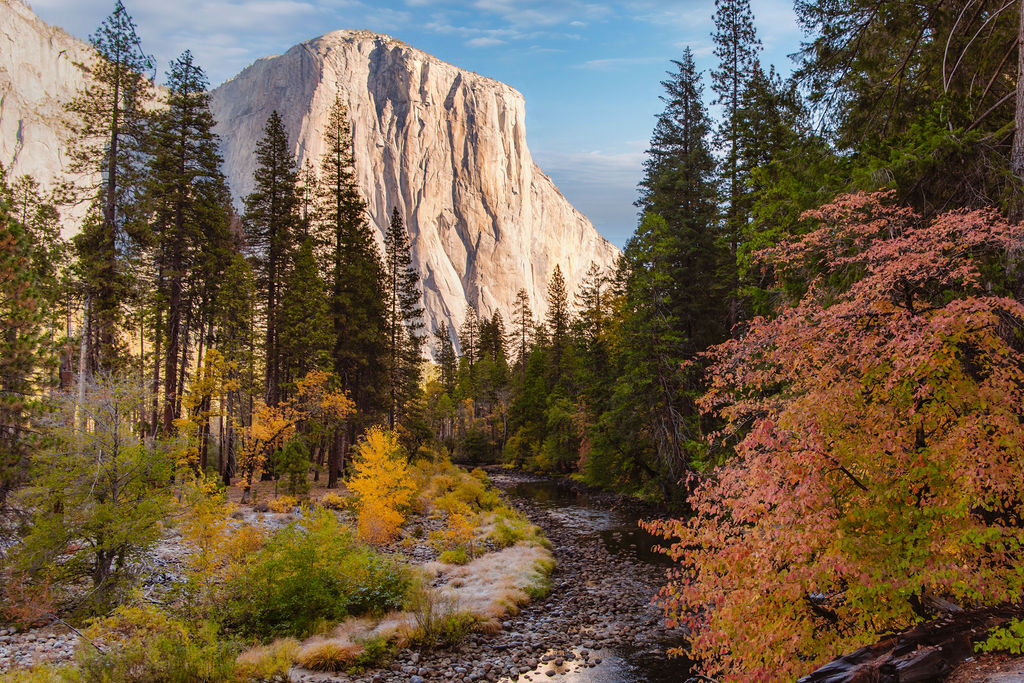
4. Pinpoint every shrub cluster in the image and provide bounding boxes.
[218,507,410,638]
